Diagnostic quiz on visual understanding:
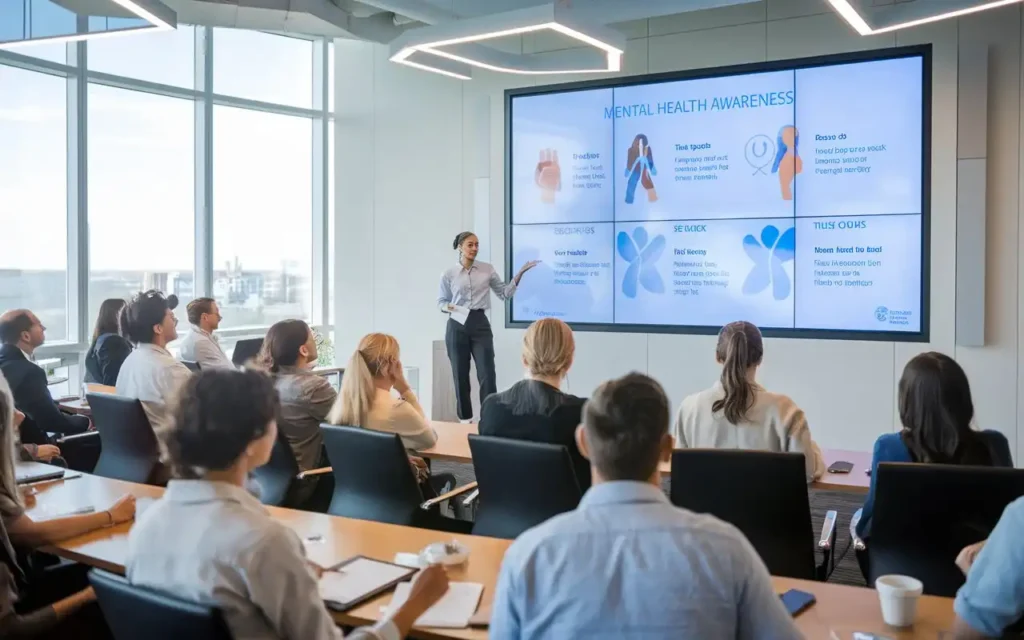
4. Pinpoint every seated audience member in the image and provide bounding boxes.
[328,333,456,496]
[856,352,1011,540]
[115,291,191,437]
[258,319,335,505]
[673,320,825,482]
[952,497,1024,639]
[0,311,95,472]
[491,373,802,640]
[178,298,233,370]
[85,298,132,386]
[479,318,590,491]
[127,369,450,639]
[0,371,135,638]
